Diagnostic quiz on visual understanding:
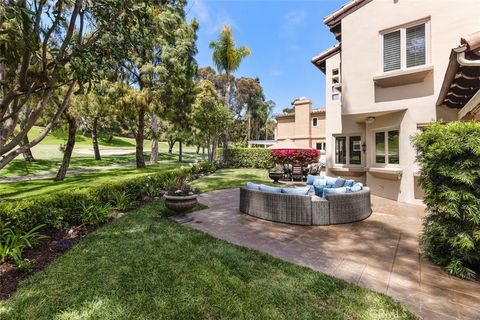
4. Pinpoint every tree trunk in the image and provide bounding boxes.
[247,111,251,143]
[178,139,183,163]
[91,116,101,160]
[21,135,35,161]
[54,111,76,181]
[222,73,231,164]
[196,145,200,154]
[168,139,175,154]
[135,105,146,168]
[202,146,205,160]
[150,113,159,165]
